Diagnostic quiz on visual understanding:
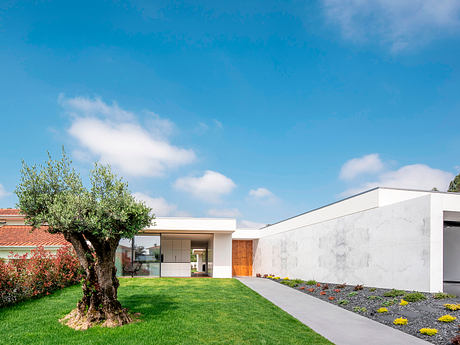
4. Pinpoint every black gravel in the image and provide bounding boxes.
[264,277,460,345]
